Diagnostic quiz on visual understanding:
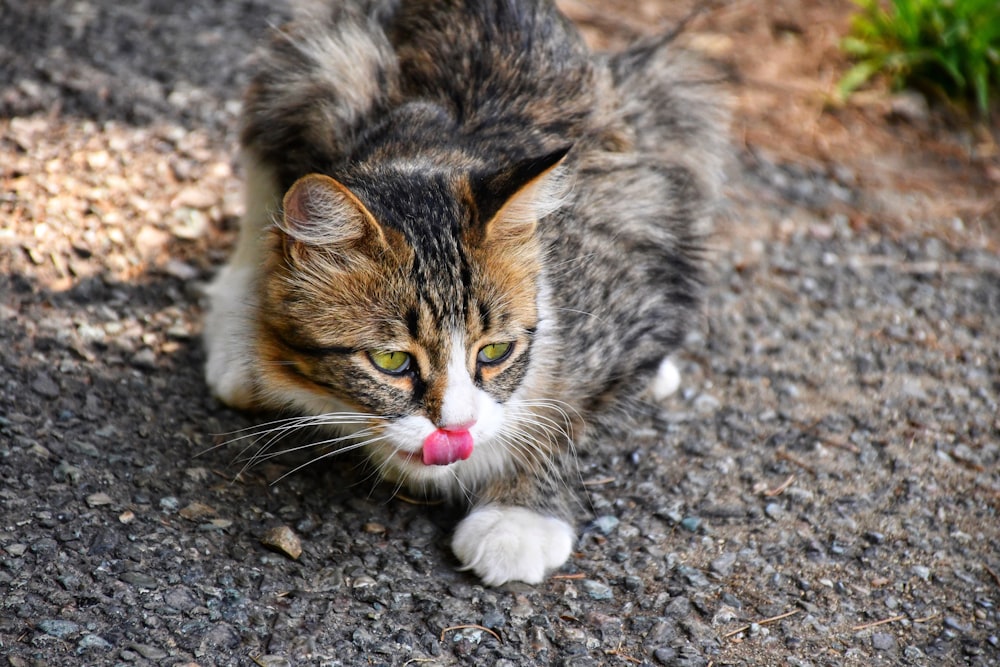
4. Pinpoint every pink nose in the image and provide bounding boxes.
[422,428,474,466]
